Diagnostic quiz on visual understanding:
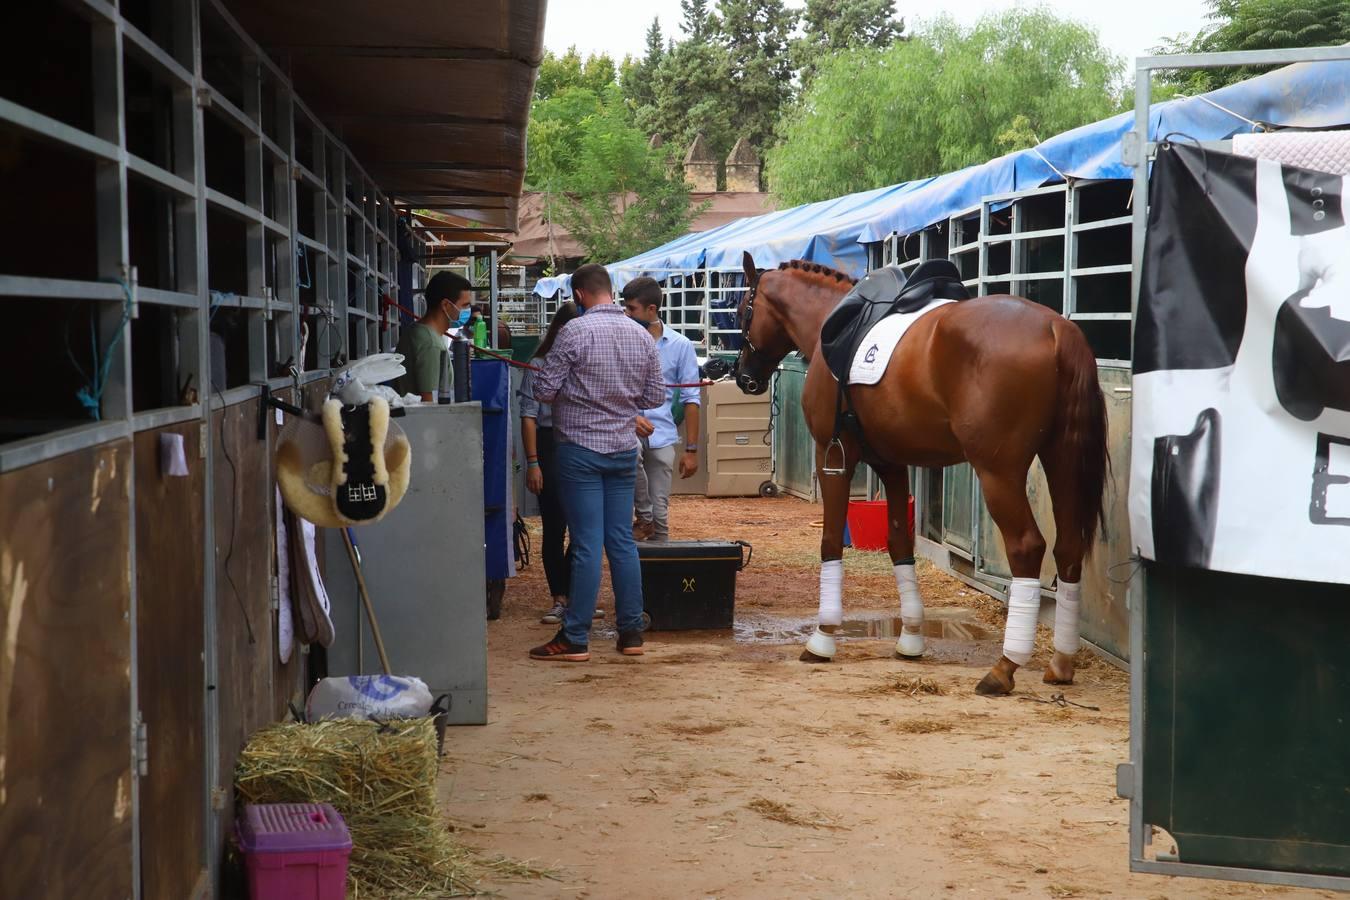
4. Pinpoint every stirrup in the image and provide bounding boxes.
[821,438,847,476]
